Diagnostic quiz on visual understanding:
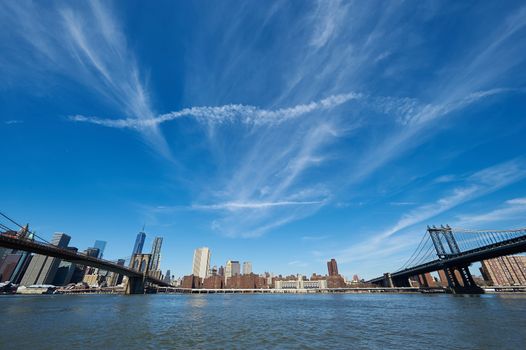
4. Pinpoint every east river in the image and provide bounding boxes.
[1,293,525,349]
